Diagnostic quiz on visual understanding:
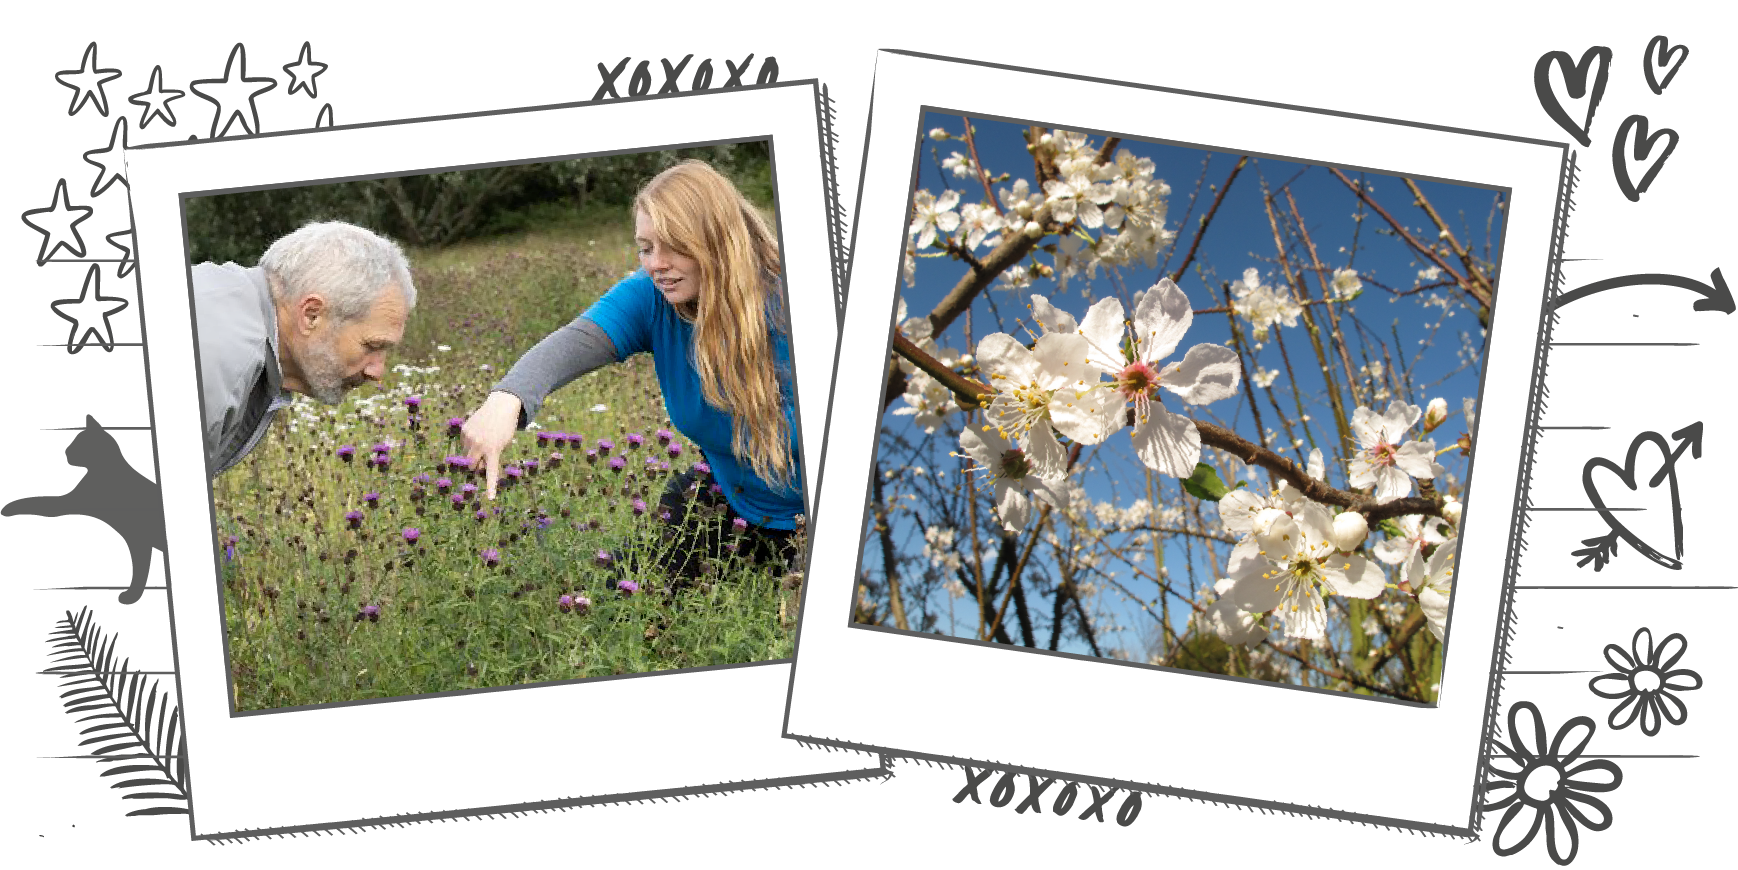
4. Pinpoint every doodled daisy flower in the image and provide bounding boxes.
[1483,701,1621,866]
[1071,278,1241,477]
[1348,401,1445,502]
[1587,627,1702,736]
